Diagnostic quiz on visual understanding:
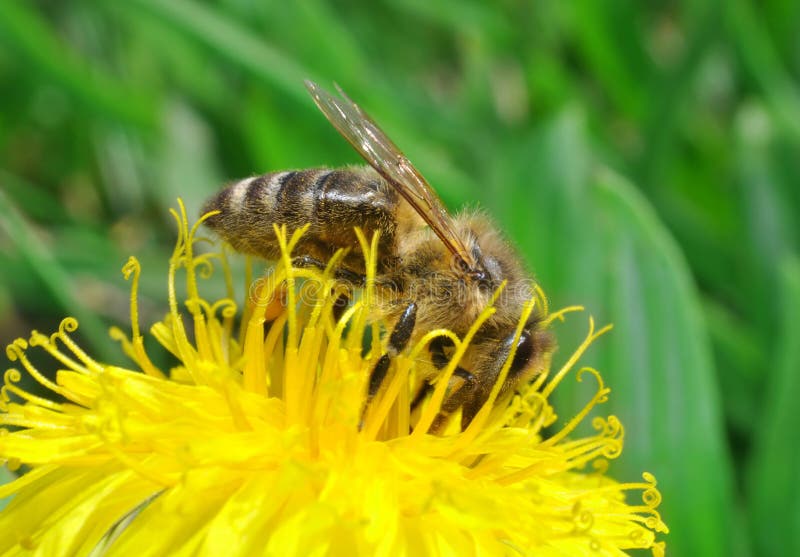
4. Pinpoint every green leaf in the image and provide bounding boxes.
[569,0,649,121]
[127,0,314,104]
[727,0,800,143]
[153,100,223,220]
[0,0,156,128]
[0,189,118,363]
[498,110,741,556]
[734,103,797,333]
[587,169,741,557]
[748,257,800,557]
